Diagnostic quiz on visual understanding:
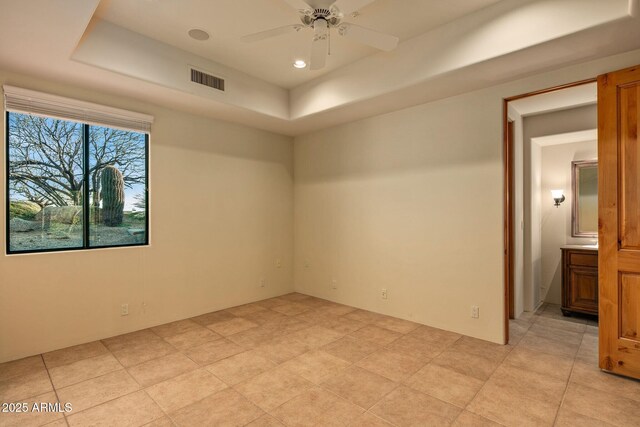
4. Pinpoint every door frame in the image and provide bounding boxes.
[502,77,597,343]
